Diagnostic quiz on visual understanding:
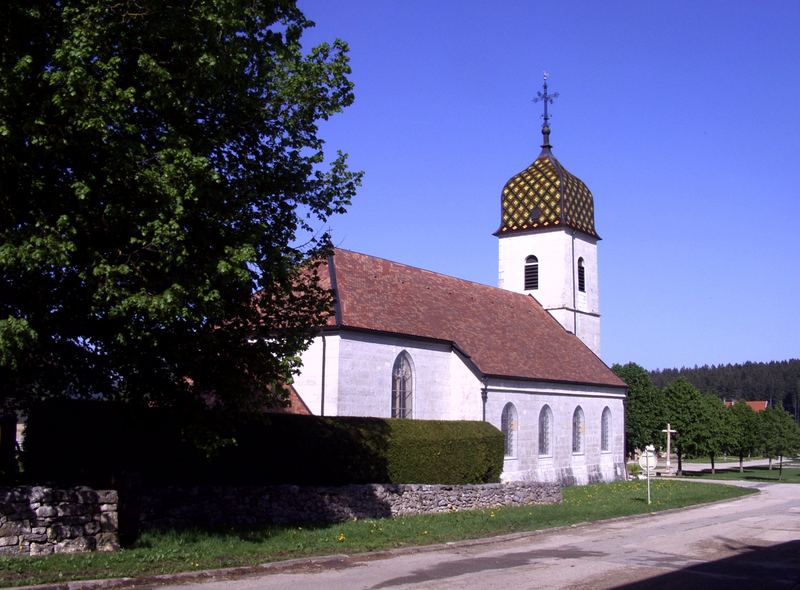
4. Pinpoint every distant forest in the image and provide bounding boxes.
[649,359,800,420]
